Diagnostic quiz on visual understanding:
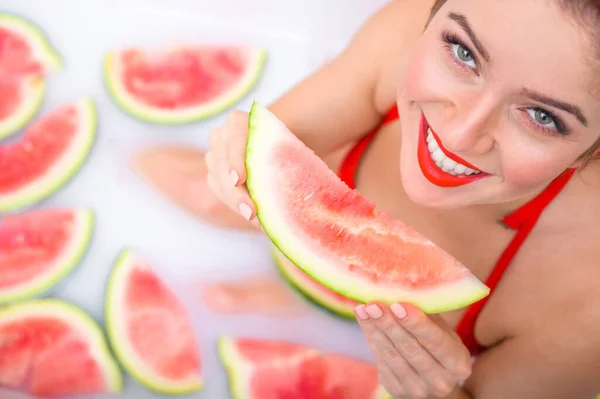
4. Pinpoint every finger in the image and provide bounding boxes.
[208,126,225,149]
[226,134,249,187]
[224,112,250,186]
[355,305,428,399]
[397,303,472,381]
[368,303,457,396]
[377,365,406,399]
